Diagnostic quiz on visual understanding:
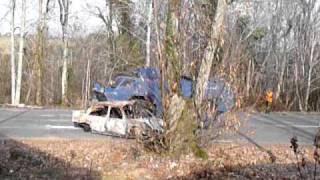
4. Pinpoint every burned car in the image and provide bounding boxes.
[72,100,163,137]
